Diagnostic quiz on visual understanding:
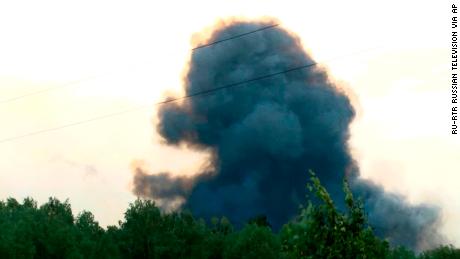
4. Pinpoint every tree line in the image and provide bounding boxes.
[0,172,458,259]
